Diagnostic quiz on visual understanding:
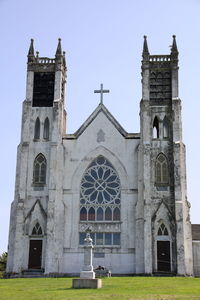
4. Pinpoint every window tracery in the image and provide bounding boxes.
[33,153,47,185]
[155,153,169,185]
[80,156,121,221]
[158,223,169,236]
[32,222,43,235]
